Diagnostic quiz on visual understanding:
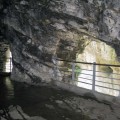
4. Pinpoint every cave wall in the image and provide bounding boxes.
[3,0,120,83]
[0,0,10,71]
